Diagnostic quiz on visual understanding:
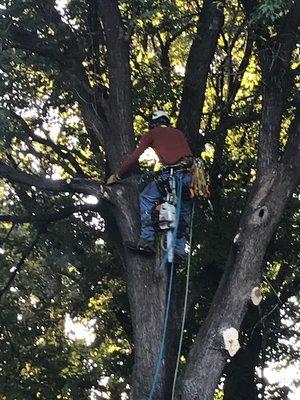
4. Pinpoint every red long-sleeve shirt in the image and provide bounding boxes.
[118,126,193,178]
